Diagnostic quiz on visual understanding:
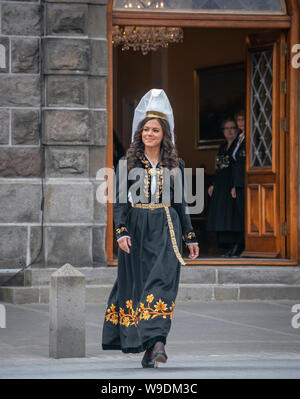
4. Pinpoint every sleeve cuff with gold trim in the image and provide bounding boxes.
[183,231,199,245]
[115,225,130,241]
